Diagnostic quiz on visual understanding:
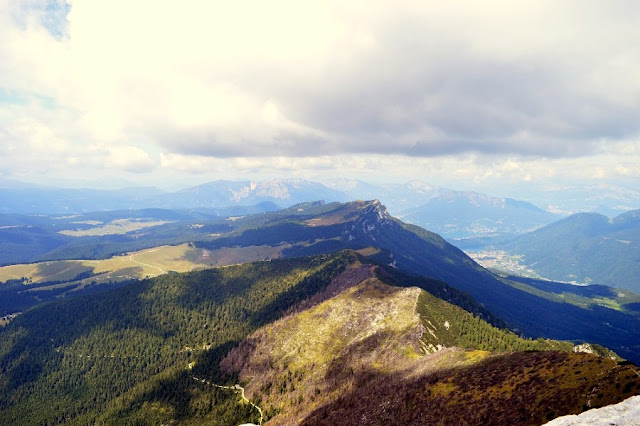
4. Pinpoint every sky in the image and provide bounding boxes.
[1,0,640,201]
